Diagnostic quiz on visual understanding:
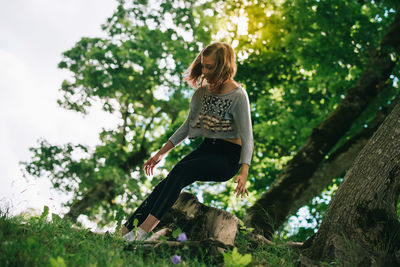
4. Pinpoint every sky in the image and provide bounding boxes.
[0,0,120,220]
